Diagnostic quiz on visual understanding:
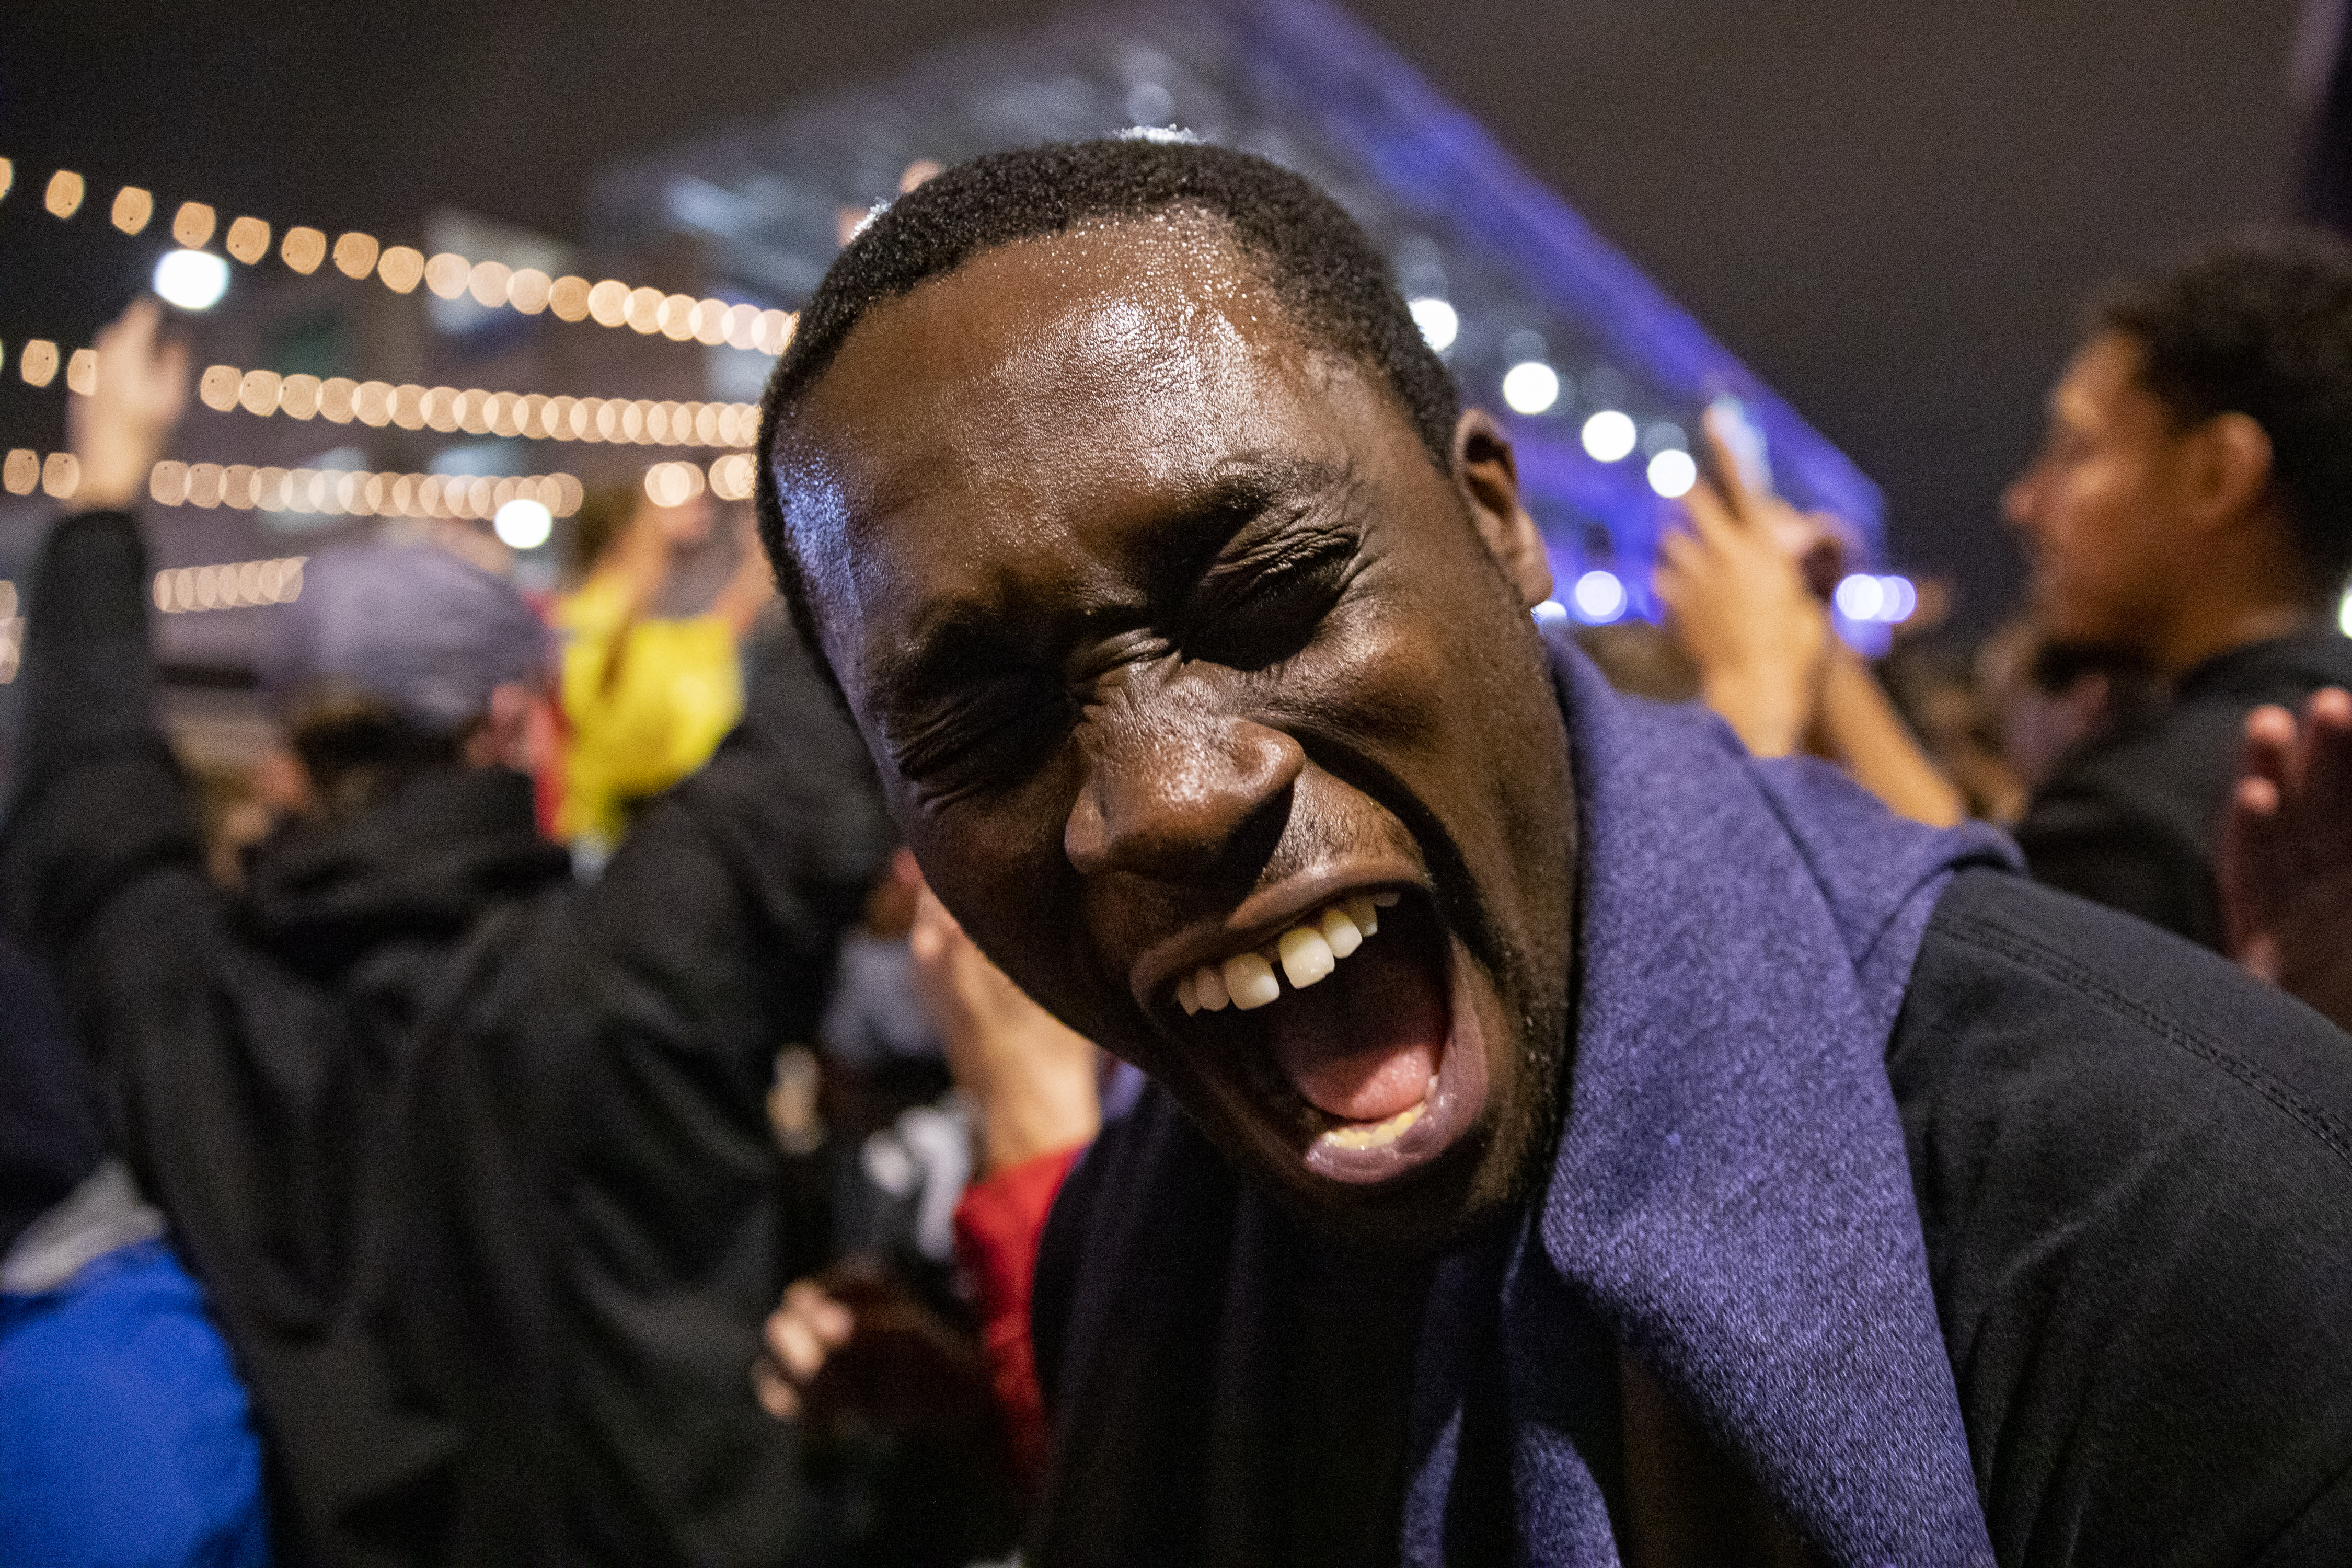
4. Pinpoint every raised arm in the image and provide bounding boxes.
[3,299,196,954]
[1657,412,1966,827]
